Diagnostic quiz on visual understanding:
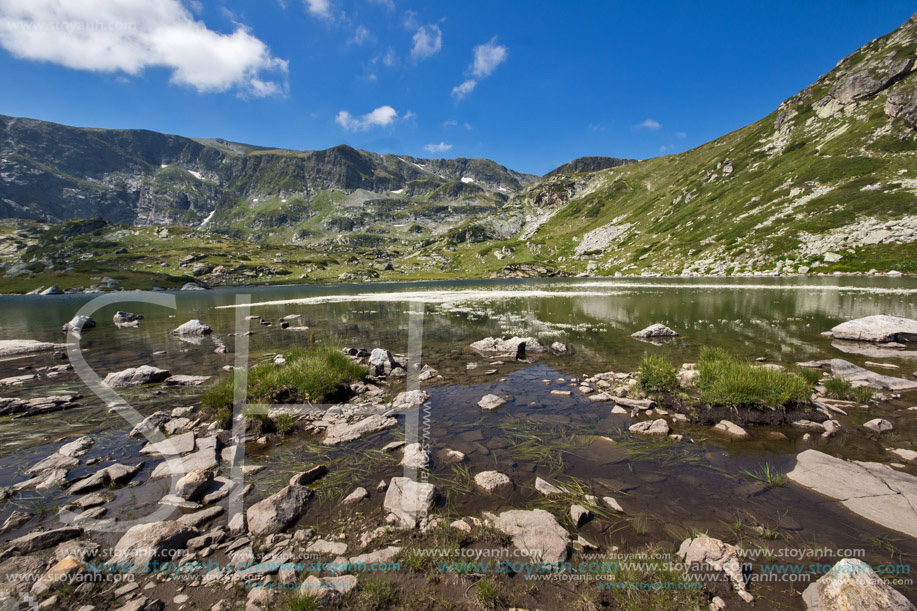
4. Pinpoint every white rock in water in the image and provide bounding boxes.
[469,336,545,356]
[477,394,506,411]
[400,443,431,470]
[713,420,749,439]
[534,477,565,496]
[829,315,917,343]
[171,319,212,336]
[629,418,670,436]
[631,323,678,338]
[0,340,66,358]
[383,477,438,528]
[802,558,916,611]
[864,418,893,433]
[62,316,96,334]
[474,471,512,493]
[102,366,171,388]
